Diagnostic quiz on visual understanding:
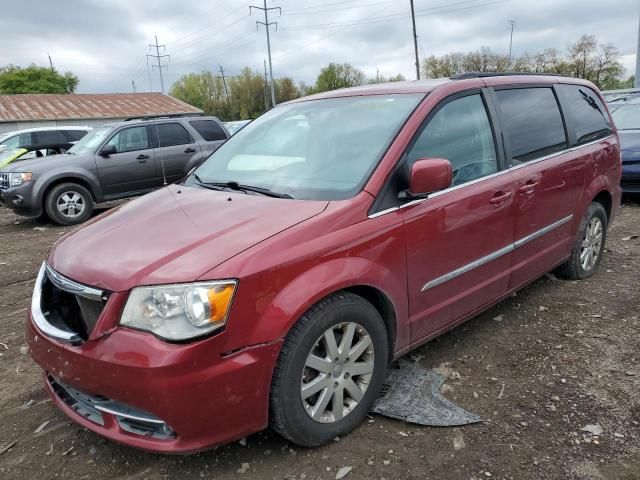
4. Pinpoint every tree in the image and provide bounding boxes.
[275,77,301,103]
[169,71,230,118]
[368,72,406,84]
[314,63,364,92]
[0,64,79,94]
